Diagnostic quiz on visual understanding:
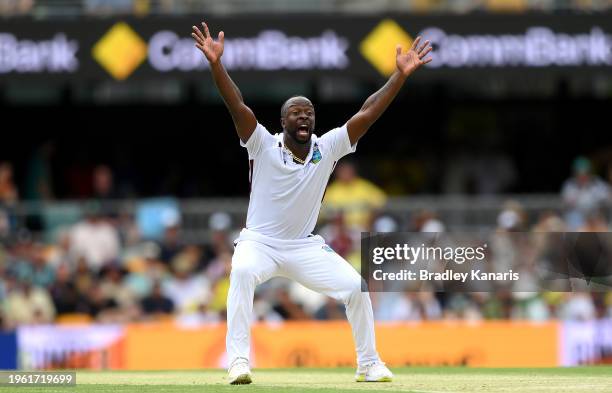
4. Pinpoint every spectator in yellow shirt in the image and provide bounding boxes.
[322,161,387,232]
